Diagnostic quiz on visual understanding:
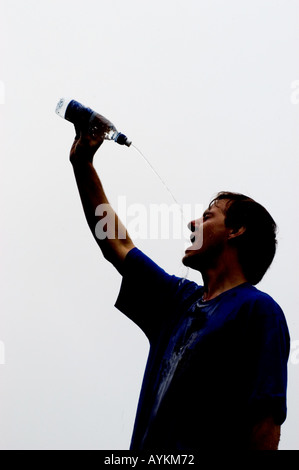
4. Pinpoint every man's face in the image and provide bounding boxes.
[182,199,231,270]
